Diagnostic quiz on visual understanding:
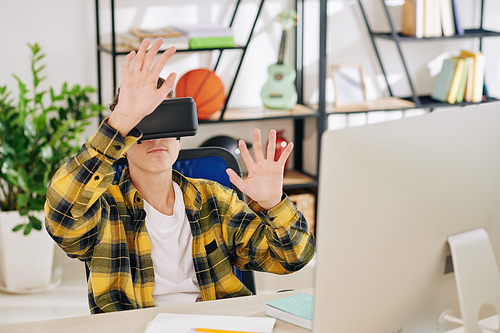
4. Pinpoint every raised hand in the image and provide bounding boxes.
[108,38,177,136]
[226,129,293,210]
